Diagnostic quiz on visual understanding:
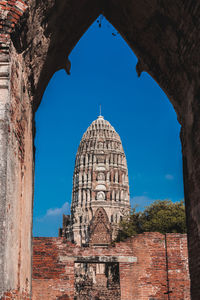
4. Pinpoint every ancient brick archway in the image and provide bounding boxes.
[0,0,200,299]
